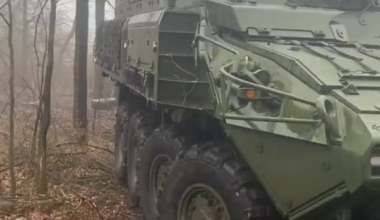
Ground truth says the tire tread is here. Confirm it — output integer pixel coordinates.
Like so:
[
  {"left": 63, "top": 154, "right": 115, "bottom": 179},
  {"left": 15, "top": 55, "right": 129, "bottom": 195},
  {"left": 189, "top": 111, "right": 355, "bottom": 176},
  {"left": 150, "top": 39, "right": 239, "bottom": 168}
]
[{"left": 157, "top": 141, "right": 279, "bottom": 220}]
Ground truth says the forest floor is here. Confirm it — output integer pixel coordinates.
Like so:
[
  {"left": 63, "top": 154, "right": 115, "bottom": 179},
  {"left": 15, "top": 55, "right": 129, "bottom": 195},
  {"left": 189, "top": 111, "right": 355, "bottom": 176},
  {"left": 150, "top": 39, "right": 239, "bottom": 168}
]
[{"left": 0, "top": 92, "right": 142, "bottom": 220}]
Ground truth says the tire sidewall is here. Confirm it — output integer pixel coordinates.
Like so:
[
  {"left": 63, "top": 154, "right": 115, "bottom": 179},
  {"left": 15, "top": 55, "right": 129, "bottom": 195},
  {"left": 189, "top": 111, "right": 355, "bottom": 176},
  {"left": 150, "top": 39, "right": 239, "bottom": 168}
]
[
  {"left": 114, "top": 104, "right": 127, "bottom": 180},
  {"left": 126, "top": 113, "right": 150, "bottom": 206},
  {"left": 158, "top": 160, "right": 250, "bottom": 220},
  {"left": 126, "top": 116, "right": 140, "bottom": 197},
  {"left": 139, "top": 129, "right": 183, "bottom": 220}
]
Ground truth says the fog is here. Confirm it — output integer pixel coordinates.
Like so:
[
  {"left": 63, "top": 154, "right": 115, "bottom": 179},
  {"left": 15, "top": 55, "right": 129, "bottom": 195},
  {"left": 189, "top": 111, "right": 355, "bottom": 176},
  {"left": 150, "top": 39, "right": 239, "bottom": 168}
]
[{"left": 0, "top": 0, "right": 115, "bottom": 111}]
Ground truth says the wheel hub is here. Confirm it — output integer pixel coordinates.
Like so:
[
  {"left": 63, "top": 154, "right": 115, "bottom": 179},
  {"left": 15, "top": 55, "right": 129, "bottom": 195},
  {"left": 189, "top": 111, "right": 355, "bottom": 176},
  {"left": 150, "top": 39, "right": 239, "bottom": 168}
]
[{"left": 178, "top": 184, "right": 230, "bottom": 220}]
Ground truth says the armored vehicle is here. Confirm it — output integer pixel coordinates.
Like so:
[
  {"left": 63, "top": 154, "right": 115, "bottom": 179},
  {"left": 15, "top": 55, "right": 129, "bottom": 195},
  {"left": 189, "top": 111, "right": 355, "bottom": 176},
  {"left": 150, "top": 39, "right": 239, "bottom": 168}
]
[{"left": 93, "top": 0, "right": 380, "bottom": 219}]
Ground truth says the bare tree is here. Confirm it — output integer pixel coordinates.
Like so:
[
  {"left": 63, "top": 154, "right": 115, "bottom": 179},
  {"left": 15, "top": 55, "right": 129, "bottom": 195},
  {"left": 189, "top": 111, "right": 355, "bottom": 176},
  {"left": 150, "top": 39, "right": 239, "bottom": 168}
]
[
  {"left": 21, "top": 0, "right": 28, "bottom": 77},
  {"left": 73, "top": 0, "right": 88, "bottom": 141},
  {"left": 0, "top": 0, "right": 17, "bottom": 195},
  {"left": 7, "top": 0, "right": 16, "bottom": 194},
  {"left": 57, "top": 16, "right": 75, "bottom": 63},
  {"left": 92, "top": 0, "right": 106, "bottom": 101},
  {"left": 30, "top": 0, "right": 48, "bottom": 166},
  {"left": 36, "top": 0, "right": 56, "bottom": 194}
]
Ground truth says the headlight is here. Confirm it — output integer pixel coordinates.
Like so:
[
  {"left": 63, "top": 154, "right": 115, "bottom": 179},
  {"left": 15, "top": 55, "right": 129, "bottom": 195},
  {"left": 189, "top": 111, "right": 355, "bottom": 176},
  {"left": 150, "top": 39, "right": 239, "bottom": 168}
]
[{"left": 371, "top": 156, "right": 380, "bottom": 166}]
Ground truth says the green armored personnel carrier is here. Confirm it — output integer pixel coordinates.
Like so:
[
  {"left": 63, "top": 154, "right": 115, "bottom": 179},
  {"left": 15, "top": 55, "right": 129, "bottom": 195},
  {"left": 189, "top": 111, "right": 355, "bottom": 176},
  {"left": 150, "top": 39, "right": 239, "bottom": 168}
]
[{"left": 93, "top": 0, "right": 380, "bottom": 219}]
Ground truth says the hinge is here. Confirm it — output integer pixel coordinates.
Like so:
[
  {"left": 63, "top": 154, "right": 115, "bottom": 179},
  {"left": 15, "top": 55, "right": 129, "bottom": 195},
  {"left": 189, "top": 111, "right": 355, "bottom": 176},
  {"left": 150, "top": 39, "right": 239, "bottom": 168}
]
[
  {"left": 341, "top": 81, "right": 359, "bottom": 95},
  {"left": 312, "top": 30, "right": 325, "bottom": 37},
  {"left": 257, "top": 27, "right": 270, "bottom": 35}
]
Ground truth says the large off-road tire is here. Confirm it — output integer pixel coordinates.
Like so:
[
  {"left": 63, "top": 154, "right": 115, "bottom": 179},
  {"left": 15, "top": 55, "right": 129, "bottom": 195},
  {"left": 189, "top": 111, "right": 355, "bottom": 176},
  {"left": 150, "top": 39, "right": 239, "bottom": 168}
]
[
  {"left": 157, "top": 142, "right": 279, "bottom": 220},
  {"left": 113, "top": 103, "right": 128, "bottom": 182},
  {"left": 366, "top": 201, "right": 380, "bottom": 220},
  {"left": 369, "top": 212, "right": 380, "bottom": 220},
  {"left": 137, "top": 126, "right": 189, "bottom": 220},
  {"left": 126, "top": 112, "right": 151, "bottom": 207}
]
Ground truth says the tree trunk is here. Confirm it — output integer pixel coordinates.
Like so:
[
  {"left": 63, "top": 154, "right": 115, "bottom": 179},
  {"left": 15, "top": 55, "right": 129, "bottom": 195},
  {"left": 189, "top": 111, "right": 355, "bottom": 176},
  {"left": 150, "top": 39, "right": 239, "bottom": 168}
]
[
  {"left": 73, "top": 0, "right": 89, "bottom": 138},
  {"left": 58, "top": 17, "right": 75, "bottom": 63},
  {"left": 7, "top": 0, "right": 16, "bottom": 195},
  {"left": 54, "top": 17, "right": 75, "bottom": 76},
  {"left": 21, "top": 0, "right": 28, "bottom": 78},
  {"left": 36, "top": 0, "right": 56, "bottom": 195},
  {"left": 92, "top": 0, "right": 106, "bottom": 101}
]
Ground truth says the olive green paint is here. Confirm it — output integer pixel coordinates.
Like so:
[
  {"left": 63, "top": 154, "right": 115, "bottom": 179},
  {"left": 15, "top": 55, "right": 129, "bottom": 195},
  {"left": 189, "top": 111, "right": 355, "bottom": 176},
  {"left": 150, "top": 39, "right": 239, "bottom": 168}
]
[{"left": 95, "top": 0, "right": 380, "bottom": 219}]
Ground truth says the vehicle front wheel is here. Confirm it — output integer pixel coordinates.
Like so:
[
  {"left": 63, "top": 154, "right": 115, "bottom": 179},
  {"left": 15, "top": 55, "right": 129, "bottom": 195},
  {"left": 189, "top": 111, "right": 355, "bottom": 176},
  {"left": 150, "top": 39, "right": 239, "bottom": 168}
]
[
  {"left": 157, "top": 142, "right": 279, "bottom": 220},
  {"left": 367, "top": 201, "right": 380, "bottom": 220},
  {"left": 126, "top": 112, "right": 150, "bottom": 206},
  {"left": 113, "top": 103, "right": 128, "bottom": 183},
  {"left": 138, "top": 126, "right": 188, "bottom": 220}
]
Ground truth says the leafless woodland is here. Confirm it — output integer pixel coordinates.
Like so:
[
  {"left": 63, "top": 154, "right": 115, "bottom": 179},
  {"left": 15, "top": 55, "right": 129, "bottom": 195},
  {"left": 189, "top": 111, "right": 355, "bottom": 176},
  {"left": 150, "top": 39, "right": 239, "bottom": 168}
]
[{"left": 0, "top": 0, "right": 141, "bottom": 219}]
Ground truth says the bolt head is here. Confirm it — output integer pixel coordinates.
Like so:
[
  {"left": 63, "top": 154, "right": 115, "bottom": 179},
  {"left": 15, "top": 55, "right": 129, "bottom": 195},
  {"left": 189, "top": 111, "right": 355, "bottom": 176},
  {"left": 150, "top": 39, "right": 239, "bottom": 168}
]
[{"left": 336, "top": 29, "right": 345, "bottom": 38}]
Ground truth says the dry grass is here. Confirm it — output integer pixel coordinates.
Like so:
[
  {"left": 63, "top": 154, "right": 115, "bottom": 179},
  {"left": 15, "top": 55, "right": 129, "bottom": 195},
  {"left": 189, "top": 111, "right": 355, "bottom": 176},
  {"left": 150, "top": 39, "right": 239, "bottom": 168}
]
[{"left": 0, "top": 92, "right": 142, "bottom": 220}]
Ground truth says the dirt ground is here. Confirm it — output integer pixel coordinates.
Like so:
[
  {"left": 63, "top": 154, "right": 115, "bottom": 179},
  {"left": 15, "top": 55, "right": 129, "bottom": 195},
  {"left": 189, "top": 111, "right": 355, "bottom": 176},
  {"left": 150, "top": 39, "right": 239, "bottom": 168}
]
[{"left": 0, "top": 91, "right": 142, "bottom": 220}]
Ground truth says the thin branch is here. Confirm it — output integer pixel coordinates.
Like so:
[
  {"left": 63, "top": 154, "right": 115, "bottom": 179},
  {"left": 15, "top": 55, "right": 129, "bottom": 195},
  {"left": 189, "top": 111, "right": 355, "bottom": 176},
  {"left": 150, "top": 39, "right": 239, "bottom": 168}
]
[
  {"left": 0, "top": 0, "right": 9, "bottom": 11},
  {"left": 55, "top": 142, "right": 114, "bottom": 154},
  {"left": 0, "top": 11, "right": 9, "bottom": 26},
  {"left": 72, "top": 189, "right": 104, "bottom": 220},
  {"left": 0, "top": 0, "right": 14, "bottom": 26},
  {"left": 0, "top": 161, "right": 24, "bottom": 174},
  {"left": 0, "top": 129, "right": 9, "bottom": 136},
  {"left": 106, "top": 0, "right": 114, "bottom": 9},
  {"left": 33, "top": 0, "right": 49, "bottom": 93},
  {"left": 57, "top": 173, "right": 104, "bottom": 220},
  {"left": 57, "top": 16, "right": 75, "bottom": 62}
]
